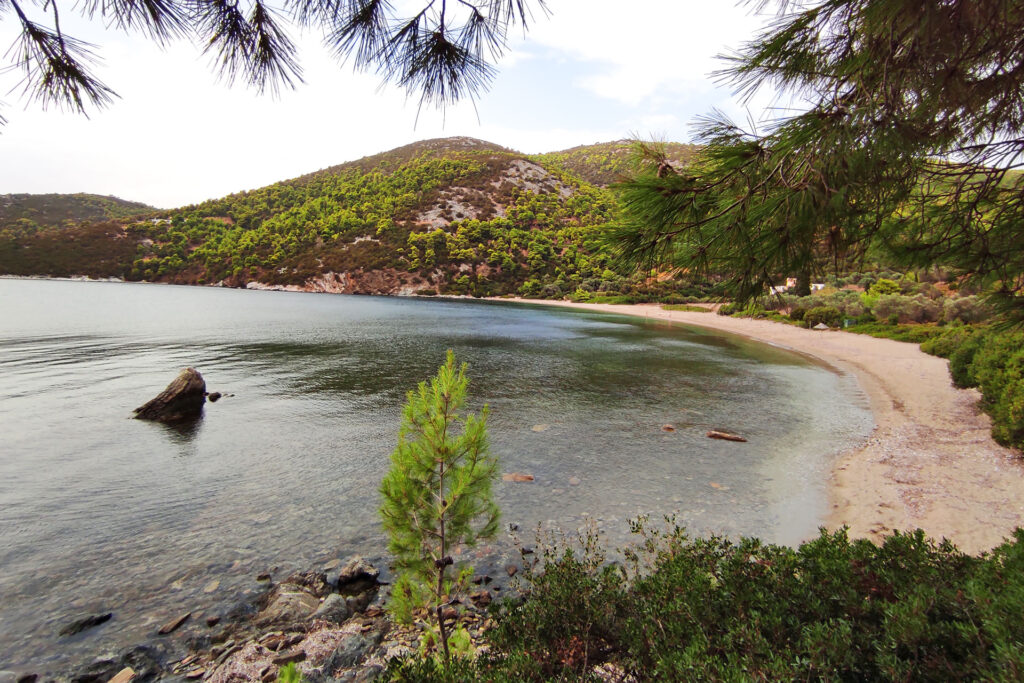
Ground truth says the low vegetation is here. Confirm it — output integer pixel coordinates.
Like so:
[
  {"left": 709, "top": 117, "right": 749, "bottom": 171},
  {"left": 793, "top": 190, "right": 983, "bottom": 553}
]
[{"left": 382, "top": 521, "right": 1024, "bottom": 681}]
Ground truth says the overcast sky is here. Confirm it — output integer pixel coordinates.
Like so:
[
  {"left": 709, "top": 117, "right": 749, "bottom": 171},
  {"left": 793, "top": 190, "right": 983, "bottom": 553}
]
[{"left": 0, "top": 1, "right": 780, "bottom": 208}]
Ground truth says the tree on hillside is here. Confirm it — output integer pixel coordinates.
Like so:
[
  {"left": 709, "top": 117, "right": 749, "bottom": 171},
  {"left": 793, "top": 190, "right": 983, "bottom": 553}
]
[
  {"left": 614, "top": 0, "right": 1024, "bottom": 319},
  {"left": 1, "top": 0, "right": 546, "bottom": 124}
]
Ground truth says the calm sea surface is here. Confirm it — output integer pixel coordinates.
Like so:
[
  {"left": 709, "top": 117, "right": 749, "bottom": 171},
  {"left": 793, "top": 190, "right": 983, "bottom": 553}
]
[{"left": 0, "top": 279, "right": 872, "bottom": 673}]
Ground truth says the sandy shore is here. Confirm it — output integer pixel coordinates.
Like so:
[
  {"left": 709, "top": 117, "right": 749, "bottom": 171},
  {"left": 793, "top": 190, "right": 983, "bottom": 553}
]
[{"left": 514, "top": 298, "right": 1024, "bottom": 554}]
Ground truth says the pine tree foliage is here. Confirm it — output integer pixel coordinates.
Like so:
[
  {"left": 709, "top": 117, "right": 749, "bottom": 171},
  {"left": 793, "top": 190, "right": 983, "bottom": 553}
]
[
  {"left": 614, "top": 0, "right": 1024, "bottom": 319},
  {"left": 0, "top": 0, "right": 546, "bottom": 124},
  {"left": 379, "top": 349, "right": 499, "bottom": 661}
]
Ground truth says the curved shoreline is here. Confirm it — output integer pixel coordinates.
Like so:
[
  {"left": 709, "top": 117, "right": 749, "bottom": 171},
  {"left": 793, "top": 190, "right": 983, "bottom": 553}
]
[{"left": 511, "top": 298, "right": 1024, "bottom": 555}]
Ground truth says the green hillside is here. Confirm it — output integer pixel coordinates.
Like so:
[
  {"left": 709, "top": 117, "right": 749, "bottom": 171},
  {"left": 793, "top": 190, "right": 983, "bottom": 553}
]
[
  {"left": 535, "top": 140, "right": 699, "bottom": 187},
  {"left": 0, "top": 138, "right": 705, "bottom": 299},
  {"left": 0, "top": 193, "right": 155, "bottom": 233}
]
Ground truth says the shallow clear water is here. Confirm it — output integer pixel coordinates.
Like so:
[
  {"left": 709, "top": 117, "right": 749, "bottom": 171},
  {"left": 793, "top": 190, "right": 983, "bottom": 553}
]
[{"left": 0, "top": 279, "right": 872, "bottom": 673}]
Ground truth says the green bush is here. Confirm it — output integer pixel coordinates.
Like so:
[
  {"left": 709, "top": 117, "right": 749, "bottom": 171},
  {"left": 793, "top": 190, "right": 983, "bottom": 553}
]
[
  {"left": 804, "top": 305, "right": 842, "bottom": 328},
  {"left": 871, "top": 294, "right": 942, "bottom": 324},
  {"left": 948, "top": 330, "right": 991, "bottom": 388},
  {"left": 789, "top": 307, "right": 806, "bottom": 322},
  {"left": 409, "top": 524, "right": 1024, "bottom": 681},
  {"left": 920, "top": 324, "right": 977, "bottom": 359},
  {"left": 943, "top": 295, "right": 990, "bottom": 324}
]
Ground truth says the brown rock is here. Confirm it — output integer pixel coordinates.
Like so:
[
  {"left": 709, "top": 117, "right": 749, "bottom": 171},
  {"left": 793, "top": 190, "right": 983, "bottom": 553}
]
[
  {"left": 257, "top": 588, "right": 319, "bottom": 626},
  {"left": 505, "top": 564, "right": 518, "bottom": 577},
  {"left": 257, "top": 572, "right": 272, "bottom": 582},
  {"left": 205, "top": 616, "right": 220, "bottom": 627},
  {"left": 157, "top": 612, "right": 190, "bottom": 635},
  {"left": 272, "top": 649, "right": 306, "bottom": 666},
  {"left": 203, "top": 579, "right": 220, "bottom": 593},
  {"left": 133, "top": 368, "right": 206, "bottom": 422},
  {"left": 108, "top": 668, "right": 136, "bottom": 683},
  {"left": 184, "top": 669, "right": 206, "bottom": 680},
  {"left": 662, "top": 424, "right": 676, "bottom": 432},
  {"left": 502, "top": 472, "right": 534, "bottom": 482},
  {"left": 470, "top": 590, "right": 492, "bottom": 607},
  {"left": 568, "top": 476, "right": 581, "bottom": 486}
]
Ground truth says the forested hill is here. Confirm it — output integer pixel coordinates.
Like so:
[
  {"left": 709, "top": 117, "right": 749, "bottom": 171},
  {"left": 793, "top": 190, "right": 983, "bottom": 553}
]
[
  {"left": 0, "top": 193, "right": 155, "bottom": 231},
  {"left": 0, "top": 138, "right": 690, "bottom": 297},
  {"left": 536, "top": 141, "right": 699, "bottom": 187}
]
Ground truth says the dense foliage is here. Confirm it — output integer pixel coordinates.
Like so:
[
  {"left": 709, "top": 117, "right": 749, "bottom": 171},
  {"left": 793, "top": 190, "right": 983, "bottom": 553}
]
[
  {"left": 614, "top": 0, "right": 1024, "bottom": 321},
  {"left": 383, "top": 523, "right": 1024, "bottom": 681},
  {"left": 920, "top": 326, "right": 1024, "bottom": 450}
]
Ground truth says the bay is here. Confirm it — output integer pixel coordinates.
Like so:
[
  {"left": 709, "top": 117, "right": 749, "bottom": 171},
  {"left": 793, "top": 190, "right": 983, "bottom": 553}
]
[{"left": 0, "top": 279, "right": 872, "bottom": 672}]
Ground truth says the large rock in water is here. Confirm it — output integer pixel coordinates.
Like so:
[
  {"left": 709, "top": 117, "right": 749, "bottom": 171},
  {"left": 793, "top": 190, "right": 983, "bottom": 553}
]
[{"left": 133, "top": 368, "right": 206, "bottom": 422}]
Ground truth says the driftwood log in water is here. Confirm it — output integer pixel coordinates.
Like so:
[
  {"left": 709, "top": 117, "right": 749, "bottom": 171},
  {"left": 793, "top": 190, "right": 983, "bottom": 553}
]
[
  {"left": 133, "top": 368, "right": 206, "bottom": 422},
  {"left": 706, "top": 430, "right": 747, "bottom": 443}
]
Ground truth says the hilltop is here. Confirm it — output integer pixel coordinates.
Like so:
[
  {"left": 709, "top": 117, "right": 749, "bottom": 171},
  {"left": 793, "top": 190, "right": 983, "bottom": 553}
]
[
  {"left": 0, "top": 138, "right": 699, "bottom": 298},
  {"left": 0, "top": 193, "right": 154, "bottom": 231}
]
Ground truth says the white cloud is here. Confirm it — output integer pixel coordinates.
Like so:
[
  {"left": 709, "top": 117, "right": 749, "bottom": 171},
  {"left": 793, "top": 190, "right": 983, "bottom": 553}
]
[
  {"left": 526, "top": 0, "right": 769, "bottom": 106},
  {"left": 0, "top": 2, "right": 781, "bottom": 206}
]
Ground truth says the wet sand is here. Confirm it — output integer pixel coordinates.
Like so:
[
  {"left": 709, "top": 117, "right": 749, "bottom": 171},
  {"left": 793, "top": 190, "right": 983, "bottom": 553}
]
[{"left": 518, "top": 298, "right": 1024, "bottom": 555}]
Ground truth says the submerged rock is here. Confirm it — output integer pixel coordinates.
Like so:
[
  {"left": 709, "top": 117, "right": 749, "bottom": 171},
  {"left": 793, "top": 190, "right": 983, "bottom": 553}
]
[
  {"left": 157, "top": 612, "right": 190, "bottom": 635},
  {"left": 133, "top": 369, "right": 206, "bottom": 422},
  {"left": 59, "top": 613, "right": 112, "bottom": 637}
]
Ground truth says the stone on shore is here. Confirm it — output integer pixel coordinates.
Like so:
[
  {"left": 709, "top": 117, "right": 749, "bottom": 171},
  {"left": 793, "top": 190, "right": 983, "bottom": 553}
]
[
  {"left": 502, "top": 472, "right": 534, "bottom": 482},
  {"left": 133, "top": 368, "right": 206, "bottom": 422},
  {"left": 312, "top": 594, "right": 352, "bottom": 624},
  {"left": 107, "top": 667, "right": 136, "bottom": 683}
]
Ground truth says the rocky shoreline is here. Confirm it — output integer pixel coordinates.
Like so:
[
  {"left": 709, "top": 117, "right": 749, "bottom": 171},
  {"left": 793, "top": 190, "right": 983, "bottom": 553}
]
[{"left": 23, "top": 554, "right": 513, "bottom": 683}]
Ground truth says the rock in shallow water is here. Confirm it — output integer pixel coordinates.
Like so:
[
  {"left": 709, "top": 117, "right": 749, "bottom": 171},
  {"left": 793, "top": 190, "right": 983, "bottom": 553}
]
[
  {"left": 133, "top": 368, "right": 206, "bottom": 422},
  {"left": 59, "top": 612, "right": 112, "bottom": 637}
]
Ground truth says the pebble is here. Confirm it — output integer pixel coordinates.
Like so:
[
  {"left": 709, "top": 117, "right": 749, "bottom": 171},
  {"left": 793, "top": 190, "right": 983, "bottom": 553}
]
[
  {"left": 203, "top": 580, "right": 220, "bottom": 593},
  {"left": 568, "top": 476, "right": 581, "bottom": 486}
]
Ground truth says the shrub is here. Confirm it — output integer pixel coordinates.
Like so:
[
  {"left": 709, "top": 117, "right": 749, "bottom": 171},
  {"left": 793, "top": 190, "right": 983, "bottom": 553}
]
[
  {"left": 871, "top": 294, "right": 942, "bottom": 324},
  {"left": 920, "top": 324, "right": 977, "bottom": 359},
  {"left": 869, "top": 277, "right": 901, "bottom": 296},
  {"left": 943, "top": 295, "right": 990, "bottom": 324},
  {"left": 948, "top": 330, "right": 991, "bottom": 388},
  {"left": 789, "top": 307, "right": 806, "bottom": 322},
  {"left": 420, "top": 523, "right": 1024, "bottom": 681},
  {"left": 804, "top": 306, "right": 842, "bottom": 328}
]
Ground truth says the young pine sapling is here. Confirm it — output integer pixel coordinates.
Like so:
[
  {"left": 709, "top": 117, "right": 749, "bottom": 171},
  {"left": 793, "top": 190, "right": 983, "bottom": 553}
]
[{"left": 379, "top": 350, "right": 499, "bottom": 661}]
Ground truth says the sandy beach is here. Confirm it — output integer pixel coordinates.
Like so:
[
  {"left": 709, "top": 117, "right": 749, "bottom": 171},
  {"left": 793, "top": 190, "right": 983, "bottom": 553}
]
[{"left": 518, "top": 298, "right": 1024, "bottom": 555}]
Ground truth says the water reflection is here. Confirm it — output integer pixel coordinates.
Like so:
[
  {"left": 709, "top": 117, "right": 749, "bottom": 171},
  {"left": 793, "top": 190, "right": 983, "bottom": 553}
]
[{"left": 157, "top": 413, "right": 205, "bottom": 444}]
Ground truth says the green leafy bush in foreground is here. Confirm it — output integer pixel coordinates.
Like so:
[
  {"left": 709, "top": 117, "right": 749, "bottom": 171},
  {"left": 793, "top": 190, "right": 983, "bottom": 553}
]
[{"left": 385, "top": 524, "right": 1024, "bottom": 681}]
